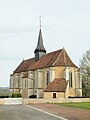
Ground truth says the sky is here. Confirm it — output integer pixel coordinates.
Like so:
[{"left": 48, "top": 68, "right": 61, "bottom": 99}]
[{"left": 0, "top": 0, "right": 90, "bottom": 87}]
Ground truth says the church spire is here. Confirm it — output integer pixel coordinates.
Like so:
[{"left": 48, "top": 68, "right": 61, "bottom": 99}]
[
  {"left": 34, "top": 17, "right": 46, "bottom": 61},
  {"left": 34, "top": 29, "right": 46, "bottom": 53},
  {"left": 40, "top": 16, "right": 41, "bottom": 29}
]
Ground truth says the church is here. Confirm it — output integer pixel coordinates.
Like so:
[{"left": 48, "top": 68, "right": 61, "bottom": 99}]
[{"left": 9, "top": 27, "right": 82, "bottom": 98}]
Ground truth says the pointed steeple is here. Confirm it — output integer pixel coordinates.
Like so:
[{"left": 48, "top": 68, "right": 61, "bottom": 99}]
[
  {"left": 34, "top": 29, "right": 46, "bottom": 61},
  {"left": 34, "top": 29, "right": 46, "bottom": 53},
  {"left": 34, "top": 17, "right": 46, "bottom": 61}
]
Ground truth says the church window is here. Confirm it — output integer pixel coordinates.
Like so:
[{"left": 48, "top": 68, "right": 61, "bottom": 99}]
[
  {"left": 46, "top": 70, "right": 50, "bottom": 85},
  {"left": 69, "top": 71, "right": 73, "bottom": 88}
]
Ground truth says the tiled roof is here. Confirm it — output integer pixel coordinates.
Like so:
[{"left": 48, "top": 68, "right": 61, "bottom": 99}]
[
  {"left": 44, "top": 78, "right": 68, "bottom": 92},
  {"left": 28, "top": 49, "right": 61, "bottom": 70},
  {"left": 13, "top": 58, "right": 35, "bottom": 73},
  {"left": 29, "top": 48, "right": 77, "bottom": 70},
  {"left": 14, "top": 48, "right": 77, "bottom": 73}
]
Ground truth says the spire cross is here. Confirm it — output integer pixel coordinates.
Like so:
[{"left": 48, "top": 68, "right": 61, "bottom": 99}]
[{"left": 39, "top": 16, "right": 41, "bottom": 29}]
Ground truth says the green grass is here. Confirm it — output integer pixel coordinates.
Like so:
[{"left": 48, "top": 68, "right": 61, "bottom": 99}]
[{"left": 55, "top": 102, "right": 90, "bottom": 110}]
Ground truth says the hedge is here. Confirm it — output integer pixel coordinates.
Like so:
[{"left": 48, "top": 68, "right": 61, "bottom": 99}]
[{"left": 12, "top": 93, "right": 22, "bottom": 98}]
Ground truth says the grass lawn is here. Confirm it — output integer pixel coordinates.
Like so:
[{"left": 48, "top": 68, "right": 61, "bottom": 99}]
[{"left": 55, "top": 102, "right": 90, "bottom": 110}]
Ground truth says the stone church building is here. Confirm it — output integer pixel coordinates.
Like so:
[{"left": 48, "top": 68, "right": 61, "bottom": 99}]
[{"left": 9, "top": 28, "right": 82, "bottom": 98}]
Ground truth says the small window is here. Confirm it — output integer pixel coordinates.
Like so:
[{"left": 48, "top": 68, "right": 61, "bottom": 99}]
[{"left": 53, "top": 93, "right": 56, "bottom": 98}]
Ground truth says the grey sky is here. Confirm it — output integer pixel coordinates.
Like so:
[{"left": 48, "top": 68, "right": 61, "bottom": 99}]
[{"left": 0, "top": 0, "right": 90, "bottom": 87}]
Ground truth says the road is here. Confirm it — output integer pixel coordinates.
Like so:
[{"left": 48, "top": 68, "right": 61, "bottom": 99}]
[{"left": 0, "top": 105, "right": 64, "bottom": 120}]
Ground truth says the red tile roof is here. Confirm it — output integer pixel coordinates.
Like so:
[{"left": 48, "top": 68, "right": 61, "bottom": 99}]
[
  {"left": 44, "top": 78, "right": 68, "bottom": 92},
  {"left": 29, "top": 48, "right": 77, "bottom": 70},
  {"left": 14, "top": 48, "right": 77, "bottom": 73},
  {"left": 13, "top": 58, "right": 35, "bottom": 73}
]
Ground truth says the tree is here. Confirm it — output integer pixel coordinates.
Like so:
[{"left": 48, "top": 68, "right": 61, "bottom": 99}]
[{"left": 80, "top": 49, "right": 90, "bottom": 97}]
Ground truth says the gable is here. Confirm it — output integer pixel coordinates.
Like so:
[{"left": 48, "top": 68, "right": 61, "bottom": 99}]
[{"left": 53, "top": 48, "right": 77, "bottom": 67}]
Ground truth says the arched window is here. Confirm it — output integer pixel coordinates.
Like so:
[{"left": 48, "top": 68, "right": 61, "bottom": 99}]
[
  {"left": 46, "top": 70, "right": 50, "bottom": 85},
  {"left": 69, "top": 71, "right": 73, "bottom": 88}
]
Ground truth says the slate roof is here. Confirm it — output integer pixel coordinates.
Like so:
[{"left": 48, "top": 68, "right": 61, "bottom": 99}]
[
  {"left": 14, "top": 48, "right": 77, "bottom": 73},
  {"left": 44, "top": 78, "right": 68, "bottom": 92},
  {"left": 34, "top": 29, "right": 46, "bottom": 53}
]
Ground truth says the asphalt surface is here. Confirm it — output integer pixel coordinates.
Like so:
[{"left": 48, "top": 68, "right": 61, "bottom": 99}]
[{"left": 0, "top": 105, "right": 63, "bottom": 120}]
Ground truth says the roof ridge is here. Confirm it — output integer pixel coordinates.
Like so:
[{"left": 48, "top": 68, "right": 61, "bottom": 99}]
[
  {"left": 23, "top": 57, "right": 35, "bottom": 61},
  {"left": 47, "top": 49, "right": 62, "bottom": 54},
  {"left": 52, "top": 48, "right": 63, "bottom": 66}
]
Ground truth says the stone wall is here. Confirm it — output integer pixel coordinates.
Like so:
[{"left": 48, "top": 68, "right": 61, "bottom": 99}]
[
  {"left": 23, "top": 98, "right": 90, "bottom": 104},
  {"left": 0, "top": 98, "right": 22, "bottom": 105},
  {"left": 44, "top": 92, "right": 65, "bottom": 99},
  {"left": 1, "top": 98, "right": 90, "bottom": 105}
]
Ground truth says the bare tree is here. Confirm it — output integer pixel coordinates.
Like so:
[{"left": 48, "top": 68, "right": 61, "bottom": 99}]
[{"left": 80, "top": 49, "right": 90, "bottom": 97}]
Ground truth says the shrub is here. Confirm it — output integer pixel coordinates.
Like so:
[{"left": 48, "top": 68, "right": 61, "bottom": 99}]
[
  {"left": 0, "top": 96, "right": 9, "bottom": 98},
  {"left": 29, "top": 95, "right": 37, "bottom": 98},
  {"left": 12, "top": 93, "right": 22, "bottom": 98},
  {"left": 68, "top": 96, "right": 90, "bottom": 98}
]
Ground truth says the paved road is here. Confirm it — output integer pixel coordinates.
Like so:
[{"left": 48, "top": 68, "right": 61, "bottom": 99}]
[{"left": 0, "top": 105, "right": 64, "bottom": 120}]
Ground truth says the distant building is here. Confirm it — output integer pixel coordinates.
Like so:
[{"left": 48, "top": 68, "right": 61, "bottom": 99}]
[{"left": 9, "top": 28, "right": 82, "bottom": 98}]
